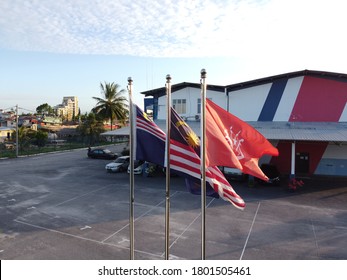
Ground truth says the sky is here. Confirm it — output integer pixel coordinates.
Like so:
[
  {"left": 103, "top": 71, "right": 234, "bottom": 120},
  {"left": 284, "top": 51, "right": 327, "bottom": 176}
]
[{"left": 1, "top": 0, "right": 347, "bottom": 114}]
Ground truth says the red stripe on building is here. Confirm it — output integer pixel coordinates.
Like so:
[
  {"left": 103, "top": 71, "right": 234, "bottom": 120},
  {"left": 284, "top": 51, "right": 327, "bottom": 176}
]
[
  {"left": 290, "top": 76, "right": 347, "bottom": 122},
  {"left": 282, "top": 76, "right": 347, "bottom": 174}
]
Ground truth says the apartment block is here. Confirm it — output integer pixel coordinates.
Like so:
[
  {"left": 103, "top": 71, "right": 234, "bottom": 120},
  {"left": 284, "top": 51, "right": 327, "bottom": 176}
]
[{"left": 55, "top": 96, "right": 79, "bottom": 121}]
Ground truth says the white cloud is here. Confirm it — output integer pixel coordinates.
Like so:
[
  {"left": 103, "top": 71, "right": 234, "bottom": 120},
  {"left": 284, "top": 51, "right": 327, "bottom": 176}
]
[{"left": 0, "top": 0, "right": 346, "bottom": 59}]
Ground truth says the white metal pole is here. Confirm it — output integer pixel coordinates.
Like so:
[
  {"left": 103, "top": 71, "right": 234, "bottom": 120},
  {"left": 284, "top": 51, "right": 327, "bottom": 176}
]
[
  {"left": 200, "top": 69, "right": 207, "bottom": 260},
  {"left": 127, "top": 77, "right": 135, "bottom": 260},
  {"left": 165, "top": 74, "right": 172, "bottom": 260}
]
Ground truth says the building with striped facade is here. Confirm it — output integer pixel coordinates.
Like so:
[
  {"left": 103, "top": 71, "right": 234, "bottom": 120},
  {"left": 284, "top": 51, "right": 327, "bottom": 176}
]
[{"left": 142, "top": 70, "right": 347, "bottom": 177}]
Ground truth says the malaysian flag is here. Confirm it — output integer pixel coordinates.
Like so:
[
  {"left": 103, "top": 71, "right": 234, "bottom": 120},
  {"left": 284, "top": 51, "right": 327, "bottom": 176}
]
[
  {"left": 170, "top": 108, "right": 245, "bottom": 209},
  {"left": 169, "top": 130, "right": 219, "bottom": 198}
]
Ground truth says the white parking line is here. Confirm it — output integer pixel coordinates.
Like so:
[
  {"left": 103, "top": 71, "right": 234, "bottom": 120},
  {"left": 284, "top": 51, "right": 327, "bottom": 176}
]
[
  {"left": 240, "top": 202, "right": 261, "bottom": 260},
  {"left": 101, "top": 191, "right": 180, "bottom": 243},
  {"left": 310, "top": 217, "right": 319, "bottom": 258},
  {"left": 12, "top": 190, "right": 219, "bottom": 260},
  {"left": 14, "top": 218, "right": 121, "bottom": 246},
  {"left": 161, "top": 198, "right": 216, "bottom": 258},
  {"left": 13, "top": 219, "right": 162, "bottom": 259},
  {"left": 54, "top": 185, "right": 111, "bottom": 207}
]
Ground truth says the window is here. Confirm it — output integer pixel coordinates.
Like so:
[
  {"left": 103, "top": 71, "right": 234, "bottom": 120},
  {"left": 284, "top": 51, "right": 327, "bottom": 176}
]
[
  {"left": 173, "top": 99, "right": 186, "bottom": 114},
  {"left": 197, "top": 98, "right": 212, "bottom": 114}
]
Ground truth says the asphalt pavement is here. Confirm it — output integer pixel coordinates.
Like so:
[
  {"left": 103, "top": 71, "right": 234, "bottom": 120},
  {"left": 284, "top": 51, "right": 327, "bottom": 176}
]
[{"left": 0, "top": 145, "right": 346, "bottom": 260}]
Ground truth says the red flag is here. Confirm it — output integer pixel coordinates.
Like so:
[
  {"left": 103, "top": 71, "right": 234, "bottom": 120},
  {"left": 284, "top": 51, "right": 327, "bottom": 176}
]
[{"left": 206, "top": 99, "right": 279, "bottom": 181}]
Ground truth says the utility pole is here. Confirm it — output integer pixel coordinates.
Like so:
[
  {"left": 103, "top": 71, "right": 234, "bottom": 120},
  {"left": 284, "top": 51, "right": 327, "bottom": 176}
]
[{"left": 15, "top": 104, "right": 19, "bottom": 157}]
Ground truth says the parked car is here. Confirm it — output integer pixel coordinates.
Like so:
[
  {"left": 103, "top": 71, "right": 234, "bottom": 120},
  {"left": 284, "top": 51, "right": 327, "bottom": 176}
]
[
  {"left": 88, "top": 148, "right": 118, "bottom": 160},
  {"left": 220, "top": 166, "right": 248, "bottom": 181},
  {"left": 256, "top": 164, "right": 281, "bottom": 186},
  {"left": 127, "top": 160, "right": 145, "bottom": 175},
  {"left": 105, "top": 156, "right": 130, "bottom": 172}
]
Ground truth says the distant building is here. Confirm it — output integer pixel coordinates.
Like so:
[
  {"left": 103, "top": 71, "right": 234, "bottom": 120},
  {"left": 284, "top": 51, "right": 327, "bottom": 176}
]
[
  {"left": 55, "top": 96, "right": 79, "bottom": 121},
  {"left": 0, "top": 127, "right": 15, "bottom": 143},
  {"left": 0, "top": 110, "right": 16, "bottom": 128},
  {"left": 18, "top": 116, "right": 38, "bottom": 131},
  {"left": 41, "top": 116, "right": 62, "bottom": 126}
]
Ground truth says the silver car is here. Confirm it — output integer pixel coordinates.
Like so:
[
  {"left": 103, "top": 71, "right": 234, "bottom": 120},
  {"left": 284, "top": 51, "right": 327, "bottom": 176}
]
[{"left": 105, "top": 156, "right": 130, "bottom": 172}]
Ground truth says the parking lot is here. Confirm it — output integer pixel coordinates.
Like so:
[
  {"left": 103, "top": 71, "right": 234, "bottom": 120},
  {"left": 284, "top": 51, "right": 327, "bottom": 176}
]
[{"left": 0, "top": 145, "right": 347, "bottom": 260}]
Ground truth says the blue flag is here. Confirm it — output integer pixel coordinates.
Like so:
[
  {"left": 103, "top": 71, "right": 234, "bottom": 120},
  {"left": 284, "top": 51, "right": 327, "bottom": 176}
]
[{"left": 135, "top": 105, "right": 165, "bottom": 167}]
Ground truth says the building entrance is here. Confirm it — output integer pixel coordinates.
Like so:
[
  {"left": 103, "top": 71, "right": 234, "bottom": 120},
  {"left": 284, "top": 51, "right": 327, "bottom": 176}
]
[{"left": 296, "top": 152, "right": 309, "bottom": 174}]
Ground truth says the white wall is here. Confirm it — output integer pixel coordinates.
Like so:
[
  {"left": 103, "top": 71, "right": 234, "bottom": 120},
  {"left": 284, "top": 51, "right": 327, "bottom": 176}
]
[
  {"left": 339, "top": 102, "right": 347, "bottom": 122},
  {"left": 273, "top": 76, "right": 304, "bottom": 121},
  {"left": 322, "top": 143, "right": 347, "bottom": 159},
  {"left": 226, "top": 76, "right": 304, "bottom": 122},
  {"left": 228, "top": 84, "right": 271, "bottom": 121},
  {"left": 157, "top": 87, "right": 226, "bottom": 120}
]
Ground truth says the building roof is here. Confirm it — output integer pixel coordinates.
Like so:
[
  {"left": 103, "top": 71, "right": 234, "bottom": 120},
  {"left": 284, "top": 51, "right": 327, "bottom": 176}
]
[
  {"left": 140, "top": 69, "right": 347, "bottom": 97},
  {"left": 226, "top": 69, "right": 347, "bottom": 92},
  {"left": 0, "top": 127, "right": 15, "bottom": 131},
  {"left": 102, "top": 121, "right": 347, "bottom": 143},
  {"left": 101, "top": 126, "right": 130, "bottom": 136},
  {"left": 140, "top": 82, "right": 225, "bottom": 98},
  {"left": 249, "top": 121, "right": 347, "bottom": 142}
]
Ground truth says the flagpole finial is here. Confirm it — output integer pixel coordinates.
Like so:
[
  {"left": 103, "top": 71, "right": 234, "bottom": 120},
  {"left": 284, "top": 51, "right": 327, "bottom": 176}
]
[
  {"left": 166, "top": 74, "right": 171, "bottom": 82},
  {"left": 127, "top": 77, "right": 133, "bottom": 84},
  {"left": 200, "top": 69, "right": 207, "bottom": 79}
]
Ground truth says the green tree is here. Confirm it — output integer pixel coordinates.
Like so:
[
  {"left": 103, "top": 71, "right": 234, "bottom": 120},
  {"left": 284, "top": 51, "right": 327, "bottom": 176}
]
[
  {"left": 77, "top": 112, "right": 105, "bottom": 145},
  {"left": 15, "top": 128, "right": 48, "bottom": 151},
  {"left": 36, "top": 103, "right": 54, "bottom": 115},
  {"left": 33, "top": 130, "right": 48, "bottom": 147},
  {"left": 92, "top": 82, "right": 128, "bottom": 130},
  {"left": 80, "top": 112, "right": 88, "bottom": 122},
  {"left": 17, "top": 126, "right": 31, "bottom": 152}
]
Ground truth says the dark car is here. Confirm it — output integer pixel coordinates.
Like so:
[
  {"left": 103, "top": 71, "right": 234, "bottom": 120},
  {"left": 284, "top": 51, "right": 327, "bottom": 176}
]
[
  {"left": 256, "top": 164, "right": 280, "bottom": 186},
  {"left": 87, "top": 148, "right": 118, "bottom": 160},
  {"left": 220, "top": 166, "right": 248, "bottom": 181}
]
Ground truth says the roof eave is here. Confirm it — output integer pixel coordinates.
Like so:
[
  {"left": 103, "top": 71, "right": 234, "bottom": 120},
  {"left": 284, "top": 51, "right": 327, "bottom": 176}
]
[
  {"left": 226, "top": 69, "right": 347, "bottom": 91},
  {"left": 141, "top": 82, "right": 225, "bottom": 98}
]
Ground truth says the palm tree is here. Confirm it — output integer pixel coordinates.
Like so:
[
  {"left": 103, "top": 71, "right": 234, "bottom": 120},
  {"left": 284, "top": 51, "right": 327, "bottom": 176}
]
[
  {"left": 92, "top": 82, "right": 128, "bottom": 131},
  {"left": 17, "top": 126, "right": 31, "bottom": 152}
]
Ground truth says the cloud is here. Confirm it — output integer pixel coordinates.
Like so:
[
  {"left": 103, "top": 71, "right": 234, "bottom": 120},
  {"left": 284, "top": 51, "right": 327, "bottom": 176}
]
[{"left": 0, "top": 0, "right": 346, "bottom": 58}]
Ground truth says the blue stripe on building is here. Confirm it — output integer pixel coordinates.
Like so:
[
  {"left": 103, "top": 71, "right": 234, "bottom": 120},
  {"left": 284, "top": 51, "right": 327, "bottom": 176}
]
[{"left": 258, "top": 78, "right": 288, "bottom": 121}]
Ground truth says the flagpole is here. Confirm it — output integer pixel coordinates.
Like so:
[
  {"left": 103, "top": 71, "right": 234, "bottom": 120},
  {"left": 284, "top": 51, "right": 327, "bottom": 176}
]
[
  {"left": 127, "top": 77, "right": 135, "bottom": 260},
  {"left": 200, "top": 69, "right": 207, "bottom": 260},
  {"left": 165, "top": 74, "right": 172, "bottom": 260}
]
